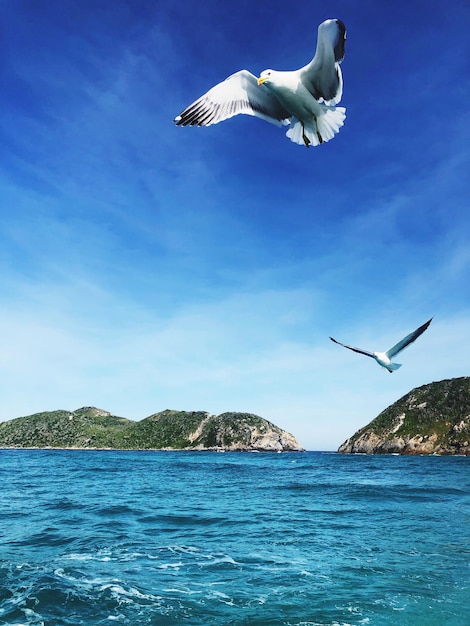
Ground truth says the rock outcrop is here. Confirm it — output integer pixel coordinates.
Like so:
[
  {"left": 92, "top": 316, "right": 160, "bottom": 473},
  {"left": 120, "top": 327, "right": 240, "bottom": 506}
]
[
  {"left": 187, "top": 411, "right": 302, "bottom": 452},
  {"left": 0, "top": 407, "right": 304, "bottom": 452},
  {"left": 338, "top": 377, "right": 470, "bottom": 455}
]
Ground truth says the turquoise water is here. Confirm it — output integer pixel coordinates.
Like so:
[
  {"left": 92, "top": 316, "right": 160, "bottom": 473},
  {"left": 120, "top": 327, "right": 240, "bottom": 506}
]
[{"left": 1, "top": 450, "right": 469, "bottom": 625}]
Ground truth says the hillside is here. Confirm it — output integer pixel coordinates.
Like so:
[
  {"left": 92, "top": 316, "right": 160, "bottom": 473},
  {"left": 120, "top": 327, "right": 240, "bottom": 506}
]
[
  {"left": 338, "top": 377, "right": 470, "bottom": 455},
  {"left": 0, "top": 407, "right": 304, "bottom": 452},
  {"left": 0, "top": 407, "right": 132, "bottom": 449}
]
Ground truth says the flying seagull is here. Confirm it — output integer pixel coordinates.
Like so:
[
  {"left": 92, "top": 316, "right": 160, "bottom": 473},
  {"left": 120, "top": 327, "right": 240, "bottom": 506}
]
[
  {"left": 329, "top": 318, "right": 433, "bottom": 373},
  {"left": 174, "top": 18, "right": 346, "bottom": 147}
]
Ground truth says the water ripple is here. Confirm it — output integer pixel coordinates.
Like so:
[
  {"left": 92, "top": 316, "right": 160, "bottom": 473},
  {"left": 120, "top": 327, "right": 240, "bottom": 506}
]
[{"left": 1, "top": 450, "right": 469, "bottom": 625}]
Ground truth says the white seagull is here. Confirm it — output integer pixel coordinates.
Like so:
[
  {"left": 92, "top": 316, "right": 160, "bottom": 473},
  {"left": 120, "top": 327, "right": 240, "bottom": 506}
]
[
  {"left": 174, "top": 18, "right": 346, "bottom": 147},
  {"left": 330, "top": 318, "right": 433, "bottom": 373}
]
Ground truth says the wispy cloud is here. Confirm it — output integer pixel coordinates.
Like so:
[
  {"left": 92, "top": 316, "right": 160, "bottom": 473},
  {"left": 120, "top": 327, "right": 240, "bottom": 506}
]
[{"left": 0, "top": 1, "right": 468, "bottom": 449}]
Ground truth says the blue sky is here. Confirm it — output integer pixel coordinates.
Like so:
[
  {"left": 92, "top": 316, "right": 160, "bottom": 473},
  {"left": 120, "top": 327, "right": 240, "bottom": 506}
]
[{"left": 1, "top": 0, "right": 469, "bottom": 450}]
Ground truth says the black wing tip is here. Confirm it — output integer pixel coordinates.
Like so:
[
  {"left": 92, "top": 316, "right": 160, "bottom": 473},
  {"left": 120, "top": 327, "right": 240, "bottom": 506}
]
[
  {"left": 420, "top": 317, "right": 433, "bottom": 331},
  {"left": 173, "top": 110, "right": 205, "bottom": 127},
  {"left": 417, "top": 317, "right": 433, "bottom": 331}
]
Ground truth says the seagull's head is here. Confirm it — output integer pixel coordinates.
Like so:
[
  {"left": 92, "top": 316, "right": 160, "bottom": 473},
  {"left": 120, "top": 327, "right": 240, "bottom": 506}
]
[{"left": 257, "top": 70, "right": 273, "bottom": 86}]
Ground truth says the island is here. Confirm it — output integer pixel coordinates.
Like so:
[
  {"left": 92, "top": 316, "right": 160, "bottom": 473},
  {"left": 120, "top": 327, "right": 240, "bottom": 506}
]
[
  {"left": 338, "top": 376, "right": 470, "bottom": 455},
  {"left": 0, "top": 407, "right": 304, "bottom": 452}
]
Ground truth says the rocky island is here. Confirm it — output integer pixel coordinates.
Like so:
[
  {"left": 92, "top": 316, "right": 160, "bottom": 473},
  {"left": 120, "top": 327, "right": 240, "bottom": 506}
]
[
  {"left": 338, "top": 377, "right": 470, "bottom": 455},
  {"left": 0, "top": 407, "right": 304, "bottom": 452}
]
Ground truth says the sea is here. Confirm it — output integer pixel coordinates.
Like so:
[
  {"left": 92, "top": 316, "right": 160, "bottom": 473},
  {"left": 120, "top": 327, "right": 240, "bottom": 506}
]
[{"left": 1, "top": 450, "right": 469, "bottom": 626}]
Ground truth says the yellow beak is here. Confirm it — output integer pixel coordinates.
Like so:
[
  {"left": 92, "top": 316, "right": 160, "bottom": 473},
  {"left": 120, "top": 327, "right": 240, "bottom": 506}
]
[{"left": 257, "top": 76, "right": 268, "bottom": 86}]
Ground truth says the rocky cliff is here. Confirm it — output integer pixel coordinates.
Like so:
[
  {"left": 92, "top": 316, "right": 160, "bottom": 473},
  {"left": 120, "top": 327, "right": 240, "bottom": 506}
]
[
  {"left": 0, "top": 407, "right": 304, "bottom": 452},
  {"left": 338, "top": 377, "right": 470, "bottom": 455}
]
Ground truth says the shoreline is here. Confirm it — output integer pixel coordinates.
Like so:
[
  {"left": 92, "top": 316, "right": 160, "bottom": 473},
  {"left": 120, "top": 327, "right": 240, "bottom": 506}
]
[{"left": 0, "top": 445, "right": 305, "bottom": 453}]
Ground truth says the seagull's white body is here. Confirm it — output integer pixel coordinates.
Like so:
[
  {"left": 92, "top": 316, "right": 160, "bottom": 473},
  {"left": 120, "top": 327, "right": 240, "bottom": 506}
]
[
  {"left": 330, "top": 318, "right": 433, "bottom": 373},
  {"left": 371, "top": 351, "right": 402, "bottom": 372},
  {"left": 174, "top": 19, "right": 346, "bottom": 147}
]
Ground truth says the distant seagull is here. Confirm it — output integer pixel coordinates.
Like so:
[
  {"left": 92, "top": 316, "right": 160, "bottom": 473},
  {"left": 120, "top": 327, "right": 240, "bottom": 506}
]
[
  {"left": 174, "top": 19, "right": 346, "bottom": 147},
  {"left": 330, "top": 318, "right": 433, "bottom": 373}
]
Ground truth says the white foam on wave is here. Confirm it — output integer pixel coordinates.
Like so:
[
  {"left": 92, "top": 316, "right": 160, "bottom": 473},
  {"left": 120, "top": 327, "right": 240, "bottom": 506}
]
[
  {"left": 62, "top": 550, "right": 114, "bottom": 562},
  {"left": 62, "top": 548, "right": 151, "bottom": 565},
  {"left": 17, "top": 607, "right": 45, "bottom": 626},
  {"left": 197, "top": 554, "right": 241, "bottom": 567},
  {"left": 208, "top": 589, "right": 235, "bottom": 606},
  {"left": 0, "top": 580, "right": 45, "bottom": 624},
  {"left": 99, "top": 583, "right": 163, "bottom": 604},
  {"left": 157, "top": 561, "right": 184, "bottom": 570},
  {"left": 54, "top": 567, "right": 120, "bottom": 589},
  {"left": 292, "top": 622, "right": 362, "bottom": 626},
  {"left": 163, "top": 587, "right": 195, "bottom": 595},
  {"left": 6, "top": 622, "right": 45, "bottom": 626}
]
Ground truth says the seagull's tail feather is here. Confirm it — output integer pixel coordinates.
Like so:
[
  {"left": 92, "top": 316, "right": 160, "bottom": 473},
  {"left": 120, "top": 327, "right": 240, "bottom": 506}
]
[
  {"left": 388, "top": 362, "right": 402, "bottom": 372},
  {"left": 286, "top": 120, "right": 327, "bottom": 146},
  {"left": 317, "top": 105, "right": 346, "bottom": 142},
  {"left": 285, "top": 106, "right": 346, "bottom": 146},
  {"left": 286, "top": 120, "right": 313, "bottom": 145}
]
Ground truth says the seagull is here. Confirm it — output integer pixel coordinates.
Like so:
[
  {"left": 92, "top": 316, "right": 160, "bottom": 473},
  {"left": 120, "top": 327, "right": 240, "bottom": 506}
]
[
  {"left": 174, "top": 18, "right": 346, "bottom": 147},
  {"left": 329, "top": 318, "right": 433, "bottom": 373}
]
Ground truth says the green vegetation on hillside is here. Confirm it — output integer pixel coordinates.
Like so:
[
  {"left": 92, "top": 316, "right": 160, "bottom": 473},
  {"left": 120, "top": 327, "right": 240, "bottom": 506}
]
[
  {"left": 369, "top": 377, "right": 469, "bottom": 440},
  {"left": 192, "top": 412, "right": 271, "bottom": 449},
  {"left": 0, "top": 407, "right": 132, "bottom": 448},
  {"left": 339, "top": 377, "right": 470, "bottom": 454},
  {"left": 117, "top": 410, "right": 210, "bottom": 449},
  {"left": 0, "top": 407, "right": 303, "bottom": 451}
]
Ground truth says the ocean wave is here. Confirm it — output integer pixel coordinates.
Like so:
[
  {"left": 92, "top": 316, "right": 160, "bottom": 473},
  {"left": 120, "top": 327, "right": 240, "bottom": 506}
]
[{"left": 1, "top": 451, "right": 469, "bottom": 625}]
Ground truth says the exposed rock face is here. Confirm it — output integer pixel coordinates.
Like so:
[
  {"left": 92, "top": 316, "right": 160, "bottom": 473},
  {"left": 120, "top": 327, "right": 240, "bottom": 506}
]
[
  {"left": 187, "top": 412, "right": 303, "bottom": 452},
  {"left": 338, "top": 377, "right": 470, "bottom": 455},
  {"left": 0, "top": 407, "right": 304, "bottom": 452}
]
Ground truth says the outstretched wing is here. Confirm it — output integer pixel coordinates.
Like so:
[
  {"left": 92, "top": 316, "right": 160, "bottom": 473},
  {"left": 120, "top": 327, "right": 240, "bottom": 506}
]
[
  {"left": 174, "top": 70, "right": 291, "bottom": 127},
  {"left": 300, "top": 19, "right": 346, "bottom": 105},
  {"left": 329, "top": 336, "right": 374, "bottom": 358},
  {"left": 386, "top": 318, "right": 433, "bottom": 359}
]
